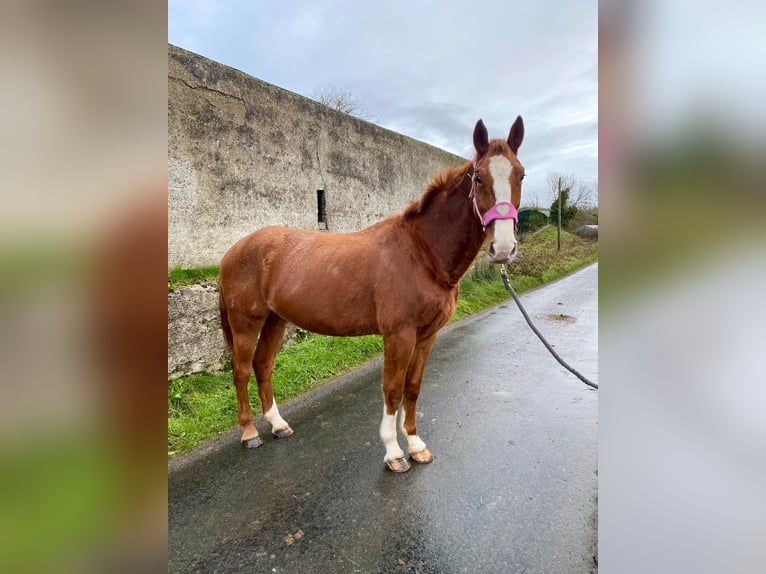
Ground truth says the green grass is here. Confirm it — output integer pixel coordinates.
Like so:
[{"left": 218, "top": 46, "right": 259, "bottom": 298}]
[
  {"left": 168, "top": 265, "right": 220, "bottom": 291},
  {"left": 512, "top": 224, "right": 599, "bottom": 285},
  {"left": 455, "top": 225, "right": 598, "bottom": 319},
  {"left": 168, "top": 225, "right": 597, "bottom": 455},
  {"left": 453, "top": 268, "right": 510, "bottom": 320}
]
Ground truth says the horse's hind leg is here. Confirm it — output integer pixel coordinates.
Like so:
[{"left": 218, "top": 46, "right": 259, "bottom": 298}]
[
  {"left": 230, "top": 319, "right": 264, "bottom": 448},
  {"left": 253, "top": 312, "right": 293, "bottom": 438},
  {"left": 400, "top": 334, "right": 437, "bottom": 464}
]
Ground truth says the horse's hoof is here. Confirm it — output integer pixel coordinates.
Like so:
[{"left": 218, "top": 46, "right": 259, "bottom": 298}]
[
  {"left": 385, "top": 457, "right": 411, "bottom": 473},
  {"left": 272, "top": 426, "right": 294, "bottom": 439},
  {"left": 410, "top": 449, "right": 433, "bottom": 464},
  {"left": 241, "top": 436, "right": 264, "bottom": 449}
]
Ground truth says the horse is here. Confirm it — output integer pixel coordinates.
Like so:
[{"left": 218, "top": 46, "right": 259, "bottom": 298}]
[{"left": 218, "top": 117, "right": 525, "bottom": 472}]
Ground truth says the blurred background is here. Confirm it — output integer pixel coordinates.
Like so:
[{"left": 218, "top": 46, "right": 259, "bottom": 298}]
[
  {"left": 0, "top": 1, "right": 167, "bottom": 572},
  {"left": 0, "top": 0, "right": 764, "bottom": 572},
  {"left": 600, "top": 0, "right": 766, "bottom": 572}
]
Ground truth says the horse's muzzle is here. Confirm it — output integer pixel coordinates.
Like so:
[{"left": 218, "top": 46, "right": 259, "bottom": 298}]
[{"left": 488, "top": 242, "right": 517, "bottom": 263}]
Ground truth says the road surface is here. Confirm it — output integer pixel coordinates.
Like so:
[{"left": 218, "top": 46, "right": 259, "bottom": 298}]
[{"left": 169, "top": 263, "right": 598, "bottom": 573}]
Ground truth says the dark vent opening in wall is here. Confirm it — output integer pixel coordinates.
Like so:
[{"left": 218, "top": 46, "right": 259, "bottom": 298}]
[{"left": 317, "top": 190, "right": 326, "bottom": 224}]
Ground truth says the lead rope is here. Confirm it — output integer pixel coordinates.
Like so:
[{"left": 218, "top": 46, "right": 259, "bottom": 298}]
[{"left": 499, "top": 264, "right": 598, "bottom": 390}]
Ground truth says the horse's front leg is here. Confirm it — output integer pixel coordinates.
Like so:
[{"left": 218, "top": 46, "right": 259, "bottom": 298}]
[
  {"left": 380, "top": 330, "right": 417, "bottom": 473},
  {"left": 400, "top": 334, "right": 437, "bottom": 464}
]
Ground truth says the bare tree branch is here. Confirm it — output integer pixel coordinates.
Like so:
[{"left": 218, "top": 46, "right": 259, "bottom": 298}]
[
  {"left": 311, "top": 85, "right": 374, "bottom": 121},
  {"left": 547, "top": 172, "right": 576, "bottom": 203},
  {"left": 571, "top": 181, "right": 596, "bottom": 209}
]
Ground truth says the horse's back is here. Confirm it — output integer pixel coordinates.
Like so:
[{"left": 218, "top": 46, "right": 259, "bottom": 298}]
[{"left": 221, "top": 224, "right": 385, "bottom": 276}]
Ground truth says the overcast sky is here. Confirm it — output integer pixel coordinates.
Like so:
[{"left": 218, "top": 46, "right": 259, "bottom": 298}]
[{"left": 169, "top": 0, "right": 597, "bottom": 207}]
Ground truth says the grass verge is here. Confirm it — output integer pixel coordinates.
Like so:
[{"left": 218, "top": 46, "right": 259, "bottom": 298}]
[
  {"left": 168, "top": 226, "right": 597, "bottom": 455},
  {"left": 168, "top": 265, "right": 220, "bottom": 291}
]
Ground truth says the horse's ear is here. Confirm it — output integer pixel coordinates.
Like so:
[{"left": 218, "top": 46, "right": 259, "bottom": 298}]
[
  {"left": 508, "top": 115, "right": 524, "bottom": 153},
  {"left": 473, "top": 119, "right": 489, "bottom": 156}
]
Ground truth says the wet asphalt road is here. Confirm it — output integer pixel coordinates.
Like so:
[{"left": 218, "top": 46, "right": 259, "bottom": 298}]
[{"left": 169, "top": 263, "right": 598, "bottom": 574}]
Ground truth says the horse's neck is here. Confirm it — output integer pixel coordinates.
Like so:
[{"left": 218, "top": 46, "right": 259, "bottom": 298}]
[{"left": 407, "top": 176, "right": 486, "bottom": 287}]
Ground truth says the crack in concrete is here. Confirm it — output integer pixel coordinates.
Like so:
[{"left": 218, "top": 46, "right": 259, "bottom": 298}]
[{"left": 170, "top": 76, "right": 246, "bottom": 105}]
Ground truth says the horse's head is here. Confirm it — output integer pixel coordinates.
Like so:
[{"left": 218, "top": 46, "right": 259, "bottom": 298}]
[{"left": 471, "top": 117, "right": 525, "bottom": 263}]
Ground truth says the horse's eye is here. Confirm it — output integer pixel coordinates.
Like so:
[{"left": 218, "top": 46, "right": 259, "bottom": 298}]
[
  {"left": 475, "top": 175, "right": 483, "bottom": 184},
  {"left": 520, "top": 174, "right": 525, "bottom": 181}
]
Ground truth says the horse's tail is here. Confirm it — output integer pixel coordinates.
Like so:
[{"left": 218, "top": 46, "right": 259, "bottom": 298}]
[{"left": 218, "top": 283, "right": 234, "bottom": 351}]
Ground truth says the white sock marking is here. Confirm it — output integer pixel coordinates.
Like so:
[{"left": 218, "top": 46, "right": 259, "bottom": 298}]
[
  {"left": 380, "top": 406, "right": 404, "bottom": 462},
  {"left": 399, "top": 408, "right": 427, "bottom": 454},
  {"left": 264, "top": 403, "right": 289, "bottom": 432},
  {"left": 406, "top": 434, "right": 427, "bottom": 454}
]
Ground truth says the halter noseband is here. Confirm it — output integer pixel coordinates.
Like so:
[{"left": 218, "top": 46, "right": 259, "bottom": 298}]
[{"left": 468, "top": 154, "right": 518, "bottom": 232}]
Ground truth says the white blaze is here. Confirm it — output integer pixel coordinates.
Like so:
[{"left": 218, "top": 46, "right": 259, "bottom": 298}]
[{"left": 488, "top": 156, "right": 517, "bottom": 256}]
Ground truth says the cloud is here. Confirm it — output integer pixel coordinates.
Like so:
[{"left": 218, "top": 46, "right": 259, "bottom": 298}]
[{"left": 168, "top": 0, "right": 598, "bottom": 206}]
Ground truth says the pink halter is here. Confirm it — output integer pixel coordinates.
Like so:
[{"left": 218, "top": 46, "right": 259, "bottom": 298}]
[{"left": 468, "top": 154, "right": 518, "bottom": 232}]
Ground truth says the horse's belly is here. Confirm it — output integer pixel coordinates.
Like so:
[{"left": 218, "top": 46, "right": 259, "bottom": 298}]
[
  {"left": 290, "top": 316, "right": 379, "bottom": 337},
  {"left": 273, "top": 296, "right": 379, "bottom": 337}
]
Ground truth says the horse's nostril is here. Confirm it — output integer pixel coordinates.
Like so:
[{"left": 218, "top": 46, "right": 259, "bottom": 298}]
[
  {"left": 488, "top": 243, "right": 496, "bottom": 257},
  {"left": 510, "top": 244, "right": 517, "bottom": 256}
]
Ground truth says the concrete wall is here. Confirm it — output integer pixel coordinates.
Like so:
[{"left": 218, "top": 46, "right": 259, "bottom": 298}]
[
  {"left": 168, "top": 44, "right": 466, "bottom": 268},
  {"left": 167, "top": 282, "right": 226, "bottom": 379},
  {"left": 167, "top": 281, "right": 305, "bottom": 380}
]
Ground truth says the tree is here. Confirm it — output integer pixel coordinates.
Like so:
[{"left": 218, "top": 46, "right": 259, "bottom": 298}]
[
  {"left": 312, "top": 85, "right": 373, "bottom": 120},
  {"left": 547, "top": 172, "right": 576, "bottom": 205},
  {"left": 569, "top": 181, "right": 598, "bottom": 230},
  {"left": 547, "top": 172, "right": 577, "bottom": 251},
  {"left": 570, "top": 180, "right": 597, "bottom": 209},
  {"left": 569, "top": 205, "right": 598, "bottom": 230},
  {"left": 549, "top": 188, "right": 579, "bottom": 229}
]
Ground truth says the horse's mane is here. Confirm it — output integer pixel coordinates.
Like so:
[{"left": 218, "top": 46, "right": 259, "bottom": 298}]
[{"left": 403, "top": 160, "right": 472, "bottom": 220}]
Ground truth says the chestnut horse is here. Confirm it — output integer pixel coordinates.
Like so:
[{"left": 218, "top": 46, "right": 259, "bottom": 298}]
[{"left": 218, "top": 118, "right": 525, "bottom": 472}]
